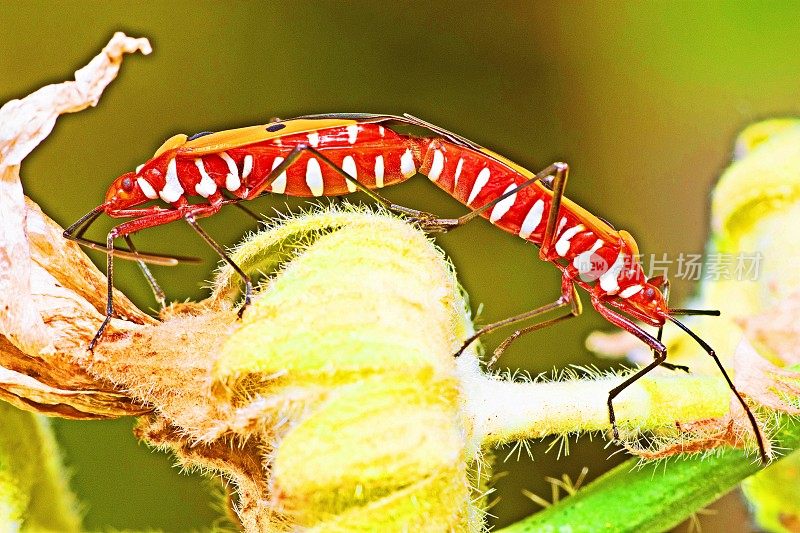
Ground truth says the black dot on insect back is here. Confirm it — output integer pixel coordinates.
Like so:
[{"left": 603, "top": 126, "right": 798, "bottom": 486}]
[
  {"left": 266, "top": 123, "right": 286, "bottom": 132},
  {"left": 187, "top": 131, "right": 213, "bottom": 141}
]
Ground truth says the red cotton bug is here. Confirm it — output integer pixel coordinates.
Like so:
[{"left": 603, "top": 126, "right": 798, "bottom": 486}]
[{"left": 64, "top": 113, "right": 766, "bottom": 463}]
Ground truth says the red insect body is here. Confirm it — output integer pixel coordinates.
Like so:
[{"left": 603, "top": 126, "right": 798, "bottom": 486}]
[
  {"left": 415, "top": 138, "right": 666, "bottom": 326},
  {"left": 113, "top": 124, "right": 418, "bottom": 207},
  {"left": 67, "top": 113, "right": 766, "bottom": 463},
  {"left": 103, "top": 121, "right": 667, "bottom": 327}
]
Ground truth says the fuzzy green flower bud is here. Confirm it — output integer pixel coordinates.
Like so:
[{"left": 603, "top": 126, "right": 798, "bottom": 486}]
[{"left": 209, "top": 210, "right": 482, "bottom": 531}]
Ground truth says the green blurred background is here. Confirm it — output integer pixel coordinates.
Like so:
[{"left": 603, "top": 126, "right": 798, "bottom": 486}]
[{"left": 3, "top": 1, "right": 800, "bottom": 530}]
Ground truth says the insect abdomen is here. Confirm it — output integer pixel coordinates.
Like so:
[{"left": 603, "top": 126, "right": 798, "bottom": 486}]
[
  {"left": 178, "top": 125, "right": 423, "bottom": 198},
  {"left": 418, "top": 139, "right": 554, "bottom": 244},
  {"left": 265, "top": 143, "right": 422, "bottom": 197}
]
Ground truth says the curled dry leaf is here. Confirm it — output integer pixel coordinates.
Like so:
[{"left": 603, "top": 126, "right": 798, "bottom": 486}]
[
  {"left": 0, "top": 32, "right": 154, "bottom": 418},
  {"left": 627, "top": 418, "right": 741, "bottom": 461}
]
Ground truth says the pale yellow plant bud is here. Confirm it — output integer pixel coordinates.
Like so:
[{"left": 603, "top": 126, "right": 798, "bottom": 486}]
[{"left": 203, "top": 211, "right": 482, "bottom": 530}]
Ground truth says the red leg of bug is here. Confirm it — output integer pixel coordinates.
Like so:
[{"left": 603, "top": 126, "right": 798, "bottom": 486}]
[
  {"left": 63, "top": 204, "right": 192, "bottom": 265},
  {"left": 591, "top": 296, "right": 668, "bottom": 441},
  {"left": 488, "top": 278, "right": 582, "bottom": 368},
  {"left": 89, "top": 207, "right": 190, "bottom": 351},
  {"left": 242, "top": 143, "right": 447, "bottom": 225},
  {"left": 537, "top": 163, "right": 570, "bottom": 261},
  {"left": 593, "top": 296, "right": 768, "bottom": 463},
  {"left": 88, "top": 200, "right": 254, "bottom": 350},
  {"left": 644, "top": 277, "right": 689, "bottom": 373}
]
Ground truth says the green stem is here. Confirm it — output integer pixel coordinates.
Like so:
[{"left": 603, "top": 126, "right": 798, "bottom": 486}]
[
  {"left": 498, "top": 414, "right": 800, "bottom": 533},
  {"left": 465, "top": 372, "right": 730, "bottom": 446}
]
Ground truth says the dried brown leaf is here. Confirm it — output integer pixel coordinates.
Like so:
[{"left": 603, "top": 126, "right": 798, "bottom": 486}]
[{"left": 0, "top": 32, "right": 153, "bottom": 418}]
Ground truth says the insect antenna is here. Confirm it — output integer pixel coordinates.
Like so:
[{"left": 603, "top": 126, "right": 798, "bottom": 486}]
[
  {"left": 63, "top": 204, "right": 201, "bottom": 266},
  {"left": 665, "top": 315, "right": 768, "bottom": 464},
  {"left": 668, "top": 308, "right": 721, "bottom": 317}
]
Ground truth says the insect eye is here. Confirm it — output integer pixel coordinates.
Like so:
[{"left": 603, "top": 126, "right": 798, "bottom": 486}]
[
  {"left": 266, "top": 123, "right": 286, "bottom": 132},
  {"left": 644, "top": 287, "right": 656, "bottom": 300},
  {"left": 121, "top": 176, "right": 133, "bottom": 192}
]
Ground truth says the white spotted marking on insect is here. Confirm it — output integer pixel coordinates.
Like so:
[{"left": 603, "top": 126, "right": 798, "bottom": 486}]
[
  {"left": 400, "top": 148, "right": 416, "bottom": 178},
  {"left": 519, "top": 199, "right": 545, "bottom": 239},
  {"left": 137, "top": 177, "right": 158, "bottom": 200},
  {"left": 135, "top": 164, "right": 145, "bottom": 173},
  {"left": 453, "top": 157, "right": 464, "bottom": 188},
  {"left": 342, "top": 155, "right": 358, "bottom": 193},
  {"left": 306, "top": 157, "right": 324, "bottom": 196},
  {"left": 274, "top": 138, "right": 283, "bottom": 147},
  {"left": 489, "top": 184, "right": 518, "bottom": 223},
  {"left": 619, "top": 284, "right": 644, "bottom": 299},
  {"left": 270, "top": 156, "right": 286, "bottom": 194},
  {"left": 556, "top": 216, "right": 567, "bottom": 236},
  {"left": 159, "top": 158, "right": 184, "bottom": 203},
  {"left": 219, "top": 151, "right": 239, "bottom": 177},
  {"left": 242, "top": 154, "right": 253, "bottom": 179},
  {"left": 573, "top": 239, "right": 604, "bottom": 274},
  {"left": 374, "top": 155, "right": 385, "bottom": 188},
  {"left": 555, "top": 224, "right": 586, "bottom": 256},
  {"left": 378, "top": 126, "right": 385, "bottom": 137},
  {"left": 220, "top": 152, "right": 240, "bottom": 191},
  {"left": 600, "top": 252, "right": 626, "bottom": 294},
  {"left": 225, "top": 174, "right": 240, "bottom": 191},
  {"left": 428, "top": 149, "right": 445, "bottom": 182},
  {"left": 467, "top": 167, "right": 491, "bottom": 205},
  {"left": 346, "top": 125, "right": 358, "bottom": 144},
  {"left": 307, "top": 132, "right": 320, "bottom": 148},
  {"left": 193, "top": 158, "right": 217, "bottom": 198}
]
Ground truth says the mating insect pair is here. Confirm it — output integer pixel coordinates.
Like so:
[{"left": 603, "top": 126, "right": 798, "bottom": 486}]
[{"left": 64, "top": 113, "right": 767, "bottom": 463}]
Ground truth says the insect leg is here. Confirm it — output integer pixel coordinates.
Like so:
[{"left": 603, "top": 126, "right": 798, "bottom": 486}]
[
  {"left": 122, "top": 235, "right": 166, "bottom": 309},
  {"left": 538, "top": 162, "right": 570, "bottom": 259},
  {"left": 243, "top": 144, "right": 393, "bottom": 210},
  {"left": 591, "top": 297, "right": 667, "bottom": 442},
  {"left": 665, "top": 315, "right": 768, "bottom": 464},
  {"left": 488, "top": 280, "right": 582, "bottom": 367},
  {"left": 182, "top": 208, "right": 252, "bottom": 317},
  {"left": 454, "top": 274, "right": 582, "bottom": 366},
  {"left": 647, "top": 276, "right": 689, "bottom": 373},
  {"left": 89, "top": 207, "right": 187, "bottom": 351},
  {"left": 243, "top": 143, "right": 457, "bottom": 228},
  {"left": 64, "top": 204, "right": 199, "bottom": 265},
  {"left": 221, "top": 190, "right": 262, "bottom": 222},
  {"left": 91, "top": 229, "right": 116, "bottom": 352},
  {"left": 244, "top": 145, "right": 306, "bottom": 199},
  {"left": 243, "top": 144, "right": 397, "bottom": 213}
]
